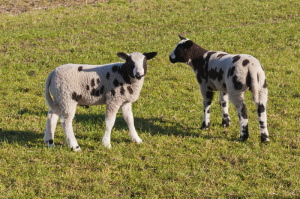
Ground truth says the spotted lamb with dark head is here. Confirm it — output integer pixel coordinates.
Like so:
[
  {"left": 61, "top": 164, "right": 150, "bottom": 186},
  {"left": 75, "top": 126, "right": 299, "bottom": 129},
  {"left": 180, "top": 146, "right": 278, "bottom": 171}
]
[
  {"left": 169, "top": 35, "right": 269, "bottom": 142},
  {"left": 44, "top": 51, "right": 157, "bottom": 151}
]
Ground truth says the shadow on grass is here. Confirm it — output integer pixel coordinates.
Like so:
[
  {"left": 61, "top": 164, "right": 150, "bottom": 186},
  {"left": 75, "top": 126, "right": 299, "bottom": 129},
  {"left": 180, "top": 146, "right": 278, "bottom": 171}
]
[{"left": 0, "top": 130, "right": 41, "bottom": 147}]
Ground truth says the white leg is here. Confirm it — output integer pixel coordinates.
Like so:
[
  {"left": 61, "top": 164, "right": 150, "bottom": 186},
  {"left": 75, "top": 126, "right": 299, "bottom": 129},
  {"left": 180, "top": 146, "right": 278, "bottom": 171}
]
[
  {"left": 60, "top": 104, "right": 81, "bottom": 151},
  {"left": 102, "top": 104, "right": 119, "bottom": 148},
  {"left": 121, "top": 102, "right": 142, "bottom": 144},
  {"left": 44, "top": 110, "right": 60, "bottom": 148}
]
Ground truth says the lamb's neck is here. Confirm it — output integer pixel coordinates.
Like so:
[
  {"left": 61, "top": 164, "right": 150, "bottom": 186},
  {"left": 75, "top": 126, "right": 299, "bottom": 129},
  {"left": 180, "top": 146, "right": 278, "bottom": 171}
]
[{"left": 187, "top": 44, "right": 208, "bottom": 71}]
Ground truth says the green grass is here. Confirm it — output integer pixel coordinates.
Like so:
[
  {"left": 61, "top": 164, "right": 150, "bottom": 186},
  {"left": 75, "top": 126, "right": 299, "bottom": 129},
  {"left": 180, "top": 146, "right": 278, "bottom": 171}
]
[{"left": 0, "top": 0, "right": 299, "bottom": 197}]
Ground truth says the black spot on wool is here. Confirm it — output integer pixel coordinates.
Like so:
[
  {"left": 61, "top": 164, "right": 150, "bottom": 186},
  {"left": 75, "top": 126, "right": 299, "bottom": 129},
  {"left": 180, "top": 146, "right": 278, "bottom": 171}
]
[
  {"left": 217, "top": 53, "right": 227, "bottom": 58},
  {"left": 120, "top": 86, "right": 125, "bottom": 95},
  {"left": 257, "top": 104, "right": 265, "bottom": 117},
  {"left": 241, "top": 103, "right": 248, "bottom": 119},
  {"left": 90, "top": 88, "right": 96, "bottom": 96},
  {"left": 232, "top": 75, "right": 243, "bottom": 90},
  {"left": 263, "top": 79, "right": 267, "bottom": 88},
  {"left": 78, "top": 66, "right": 83, "bottom": 71},
  {"left": 112, "top": 65, "right": 119, "bottom": 73},
  {"left": 206, "top": 91, "right": 214, "bottom": 99},
  {"left": 127, "top": 86, "right": 133, "bottom": 94},
  {"left": 113, "top": 79, "right": 119, "bottom": 87},
  {"left": 91, "top": 79, "right": 95, "bottom": 87},
  {"left": 227, "top": 66, "right": 235, "bottom": 78},
  {"left": 221, "top": 101, "right": 227, "bottom": 107},
  {"left": 242, "top": 59, "right": 249, "bottom": 66},
  {"left": 111, "top": 89, "right": 116, "bottom": 96},
  {"left": 86, "top": 85, "right": 90, "bottom": 91},
  {"left": 218, "top": 68, "right": 224, "bottom": 82},
  {"left": 99, "top": 86, "right": 105, "bottom": 94},
  {"left": 72, "top": 92, "right": 82, "bottom": 102},
  {"left": 106, "top": 72, "right": 110, "bottom": 80},
  {"left": 97, "top": 78, "right": 100, "bottom": 84},
  {"left": 95, "top": 89, "right": 100, "bottom": 96},
  {"left": 208, "top": 68, "right": 218, "bottom": 80},
  {"left": 246, "top": 71, "right": 251, "bottom": 89},
  {"left": 232, "top": 55, "right": 240, "bottom": 63}
]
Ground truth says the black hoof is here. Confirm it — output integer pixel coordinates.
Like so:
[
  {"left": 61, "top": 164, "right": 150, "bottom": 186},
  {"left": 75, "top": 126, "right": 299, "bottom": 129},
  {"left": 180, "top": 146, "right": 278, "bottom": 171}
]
[
  {"left": 261, "top": 134, "right": 270, "bottom": 143},
  {"left": 239, "top": 134, "right": 249, "bottom": 142},
  {"left": 222, "top": 118, "right": 230, "bottom": 128},
  {"left": 201, "top": 122, "right": 210, "bottom": 130}
]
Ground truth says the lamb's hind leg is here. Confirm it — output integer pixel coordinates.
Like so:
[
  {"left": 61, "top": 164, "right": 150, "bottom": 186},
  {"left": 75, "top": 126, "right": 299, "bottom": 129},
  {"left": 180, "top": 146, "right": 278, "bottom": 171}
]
[
  {"left": 256, "top": 87, "right": 270, "bottom": 142},
  {"left": 229, "top": 93, "right": 249, "bottom": 141},
  {"left": 121, "top": 102, "right": 142, "bottom": 144},
  {"left": 219, "top": 92, "right": 230, "bottom": 127},
  {"left": 44, "top": 109, "right": 61, "bottom": 148},
  {"left": 60, "top": 103, "right": 81, "bottom": 151}
]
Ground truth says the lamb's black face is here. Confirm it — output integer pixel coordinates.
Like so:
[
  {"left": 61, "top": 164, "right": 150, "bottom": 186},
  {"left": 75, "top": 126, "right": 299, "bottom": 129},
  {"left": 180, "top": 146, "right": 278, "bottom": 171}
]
[{"left": 169, "top": 36, "right": 194, "bottom": 64}]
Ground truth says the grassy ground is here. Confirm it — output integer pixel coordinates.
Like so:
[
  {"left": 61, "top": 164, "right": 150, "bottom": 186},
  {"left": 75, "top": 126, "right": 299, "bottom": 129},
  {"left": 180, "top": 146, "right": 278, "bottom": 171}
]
[{"left": 0, "top": 0, "right": 299, "bottom": 197}]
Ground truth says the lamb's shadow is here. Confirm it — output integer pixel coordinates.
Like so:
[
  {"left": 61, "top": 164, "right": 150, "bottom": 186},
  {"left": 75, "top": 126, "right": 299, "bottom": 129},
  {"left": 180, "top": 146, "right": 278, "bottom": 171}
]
[
  {"left": 0, "top": 130, "right": 41, "bottom": 147},
  {"left": 73, "top": 113, "right": 201, "bottom": 141}
]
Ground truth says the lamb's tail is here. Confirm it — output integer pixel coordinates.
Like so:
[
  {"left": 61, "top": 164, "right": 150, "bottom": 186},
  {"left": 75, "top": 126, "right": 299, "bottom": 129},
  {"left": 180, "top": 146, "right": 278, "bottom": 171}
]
[
  {"left": 45, "top": 71, "right": 59, "bottom": 111},
  {"left": 249, "top": 65, "right": 267, "bottom": 104}
]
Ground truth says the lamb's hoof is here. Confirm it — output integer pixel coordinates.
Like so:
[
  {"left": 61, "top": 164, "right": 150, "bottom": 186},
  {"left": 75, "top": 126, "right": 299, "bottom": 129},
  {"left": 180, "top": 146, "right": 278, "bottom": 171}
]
[
  {"left": 222, "top": 119, "right": 230, "bottom": 128},
  {"left": 102, "top": 143, "right": 112, "bottom": 149},
  {"left": 71, "top": 146, "right": 81, "bottom": 152},
  {"left": 261, "top": 134, "right": 270, "bottom": 143},
  {"left": 201, "top": 122, "right": 210, "bottom": 130},
  {"left": 239, "top": 134, "right": 249, "bottom": 142},
  {"left": 46, "top": 140, "right": 55, "bottom": 148}
]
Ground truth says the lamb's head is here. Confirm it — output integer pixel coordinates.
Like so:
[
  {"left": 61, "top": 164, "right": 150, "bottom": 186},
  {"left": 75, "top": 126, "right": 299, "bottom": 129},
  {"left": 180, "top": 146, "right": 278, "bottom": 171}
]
[
  {"left": 169, "top": 35, "right": 194, "bottom": 64},
  {"left": 117, "top": 52, "right": 157, "bottom": 80}
]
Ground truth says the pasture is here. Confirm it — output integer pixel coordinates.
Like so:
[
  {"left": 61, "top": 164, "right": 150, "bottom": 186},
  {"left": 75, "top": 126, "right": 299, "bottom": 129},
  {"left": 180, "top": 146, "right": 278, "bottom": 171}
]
[{"left": 0, "top": 0, "right": 299, "bottom": 197}]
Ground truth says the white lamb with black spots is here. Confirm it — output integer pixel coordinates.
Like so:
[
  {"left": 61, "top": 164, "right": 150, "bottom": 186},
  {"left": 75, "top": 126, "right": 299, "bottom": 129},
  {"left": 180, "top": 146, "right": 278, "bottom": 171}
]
[
  {"left": 169, "top": 35, "right": 269, "bottom": 142},
  {"left": 44, "top": 52, "right": 157, "bottom": 151}
]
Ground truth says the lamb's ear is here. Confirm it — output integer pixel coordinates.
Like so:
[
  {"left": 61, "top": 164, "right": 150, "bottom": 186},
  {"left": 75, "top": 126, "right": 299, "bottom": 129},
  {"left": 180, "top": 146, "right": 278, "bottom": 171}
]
[
  {"left": 143, "top": 52, "right": 157, "bottom": 60},
  {"left": 184, "top": 40, "right": 193, "bottom": 48},
  {"left": 179, "top": 35, "right": 187, "bottom": 40},
  {"left": 117, "top": 52, "right": 129, "bottom": 61}
]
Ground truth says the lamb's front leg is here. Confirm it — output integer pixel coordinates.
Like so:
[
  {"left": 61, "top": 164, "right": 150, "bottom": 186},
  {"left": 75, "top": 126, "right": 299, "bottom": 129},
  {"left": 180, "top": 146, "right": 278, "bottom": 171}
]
[
  {"left": 102, "top": 104, "right": 119, "bottom": 149},
  {"left": 201, "top": 88, "right": 214, "bottom": 130},
  {"left": 121, "top": 102, "right": 142, "bottom": 144}
]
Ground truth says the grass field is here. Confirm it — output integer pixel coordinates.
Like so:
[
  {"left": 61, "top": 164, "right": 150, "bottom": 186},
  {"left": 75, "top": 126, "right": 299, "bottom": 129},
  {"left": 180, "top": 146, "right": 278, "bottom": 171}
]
[{"left": 0, "top": 0, "right": 299, "bottom": 197}]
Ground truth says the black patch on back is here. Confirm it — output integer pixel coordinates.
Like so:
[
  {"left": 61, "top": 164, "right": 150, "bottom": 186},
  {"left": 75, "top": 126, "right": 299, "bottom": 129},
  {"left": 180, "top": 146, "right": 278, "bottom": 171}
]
[
  {"left": 99, "top": 86, "right": 105, "bottom": 94},
  {"left": 72, "top": 92, "right": 82, "bottom": 102},
  {"left": 91, "top": 79, "right": 95, "bottom": 87},
  {"left": 86, "top": 85, "right": 90, "bottom": 90},
  {"left": 78, "top": 66, "right": 83, "bottom": 71},
  {"left": 242, "top": 59, "right": 249, "bottom": 66},
  {"left": 257, "top": 104, "right": 265, "bottom": 117},
  {"left": 232, "top": 75, "right": 243, "bottom": 90},
  {"left": 232, "top": 55, "right": 240, "bottom": 63},
  {"left": 241, "top": 103, "right": 248, "bottom": 119},
  {"left": 120, "top": 86, "right": 125, "bottom": 95},
  {"left": 106, "top": 72, "right": 110, "bottom": 80},
  {"left": 111, "top": 89, "right": 116, "bottom": 96},
  {"left": 217, "top": 53, "right": 227, "bottom": 58},
  {"left": 113, "top": 79, "right": 119, "bottom": 87},
  {"left": 227, "top": 66, "right": 235, "bottom": 78},
  {"left": 204, "top": 51, "right": 217, "bottom": 82},
  {"left": 91, "top": 88, "right": 96, "bottom": 96},
  {"left": 95, "top": 89, "right": 100, "bottom": 96},
  {"left": 127, "top": 86, "right": 133, "bottom": 94},
  {"left": 263, "top": 79, "right": 267, "bottom": 88}
]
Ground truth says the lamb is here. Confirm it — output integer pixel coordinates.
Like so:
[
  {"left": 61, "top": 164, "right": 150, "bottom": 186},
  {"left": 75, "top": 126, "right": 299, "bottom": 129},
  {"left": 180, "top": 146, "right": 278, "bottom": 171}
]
[
  {"left": 44, "top": 51, "right": 157, "bottom": 151},
  {"left": 169, "top": 35, "right": 269, "bottom": 142}
]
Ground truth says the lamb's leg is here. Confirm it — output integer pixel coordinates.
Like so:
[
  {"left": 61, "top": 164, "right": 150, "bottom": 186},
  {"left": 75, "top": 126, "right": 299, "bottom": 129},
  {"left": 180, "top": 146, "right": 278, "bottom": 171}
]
[
  {"left": 229, "top": 93, "right": 249, "bottom": 141},
  {"left": 219, "top": 92, "right": 230, "bottom": 127},
  {"left": 102, "top": 104, "right": 119, "bottom": 149},
  {"left": 44, "top": 109, "right": 61, "bottom": 148},
  {"left": 121, "top": 102, "right": 142, "bottom": 144},
  {"left": 256, "top": 87, "right": 270, "bottom": 142},
  {"left": 201, "top": 89, "right": 214, "bottom": 129},
  {"left": 60, "top": 104, "right": 81, "bottom": 151}
]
